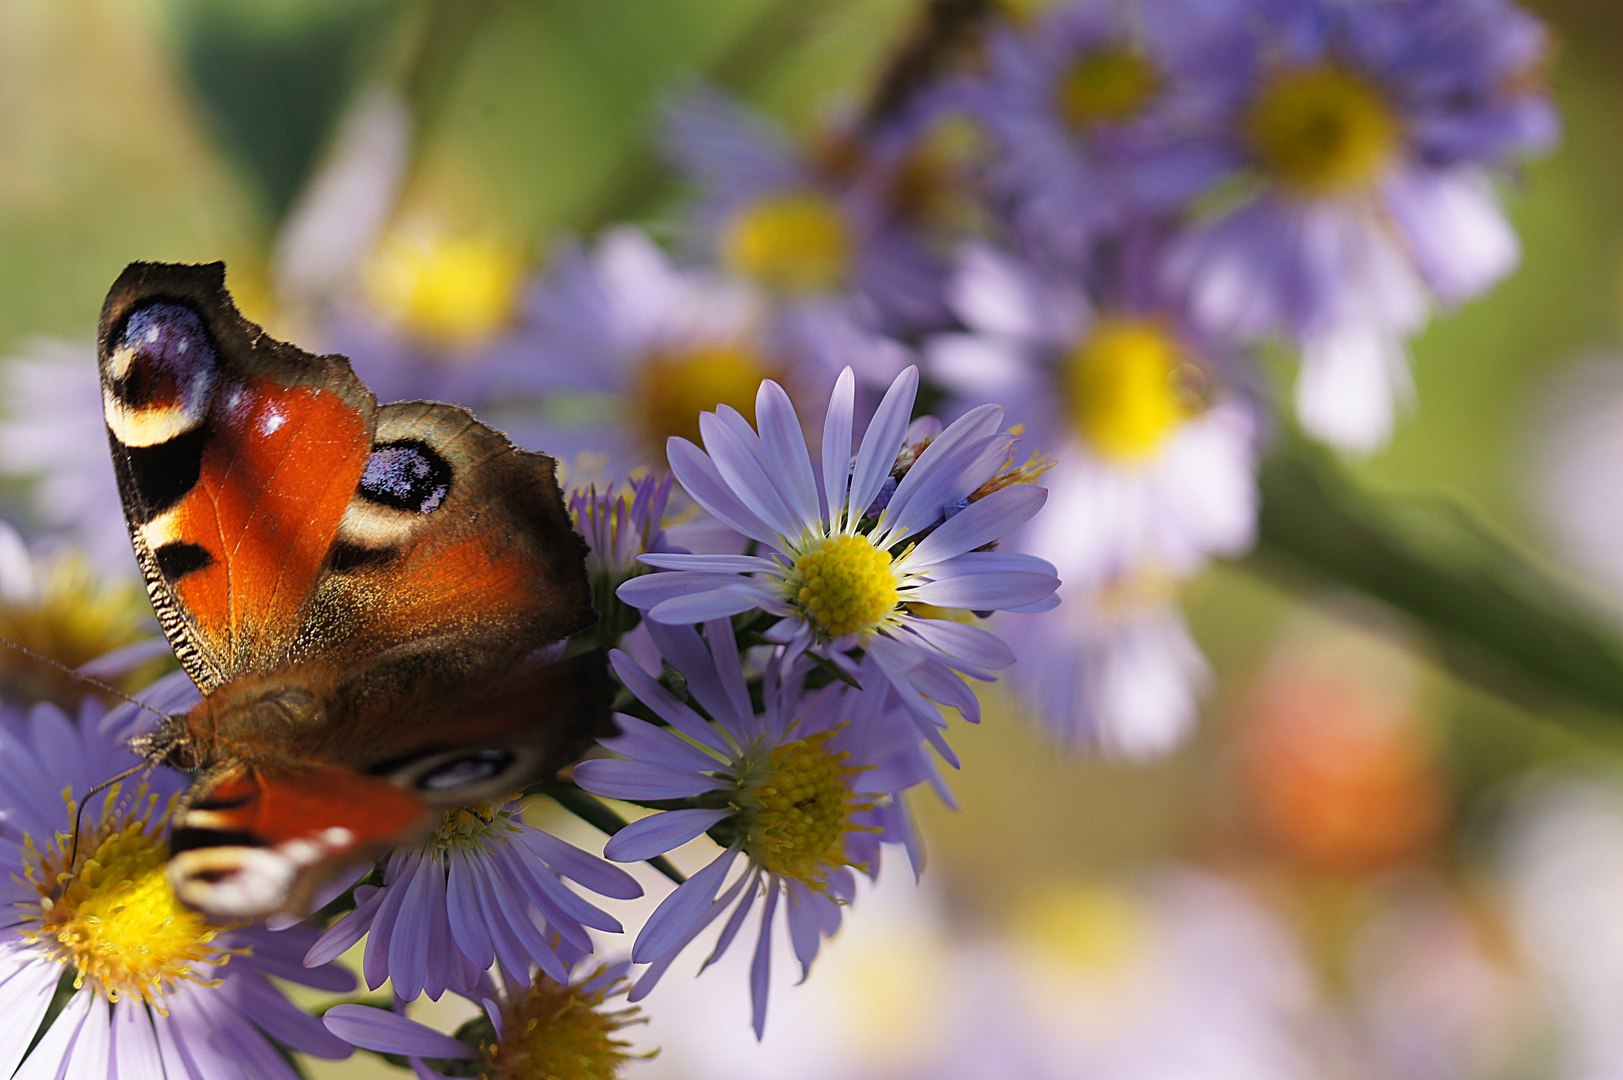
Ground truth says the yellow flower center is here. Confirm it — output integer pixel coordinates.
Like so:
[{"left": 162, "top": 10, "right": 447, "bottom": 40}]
[
  {"left": 23, "top": 787, "right": 237, "bottom": 1007},
  {"left": 481, "top": 969, "right": 646, "bottom": 1080},
  {"left": 1063, "top": 317, "right": 1196, "bottom": 461},
  {"left": 633, "top": 344, "right": 773, "bottom": 451},
  {"left": 365, "top": 230, "right": 525, "bottom": 346},
  {"left": 0, "top": 556, "right": 169, "bottom": 710},
  {"left": 788, "top": 535, "right": 899, "bottom": 641},
  {"left": 430, "top": 802, "right": 521, "bottom": 856},
  {"left": 1055, "top": 47, "right": 1160, "bottom": 129},
  {"left": 734, "top": 730, "right": 873, "bottom": 888},
  {"left": 721, "top": 190, "right": 853, "bottom": 294},
  {"left": 1245, "top": 64, "right": 1402, "bottom": 195}
]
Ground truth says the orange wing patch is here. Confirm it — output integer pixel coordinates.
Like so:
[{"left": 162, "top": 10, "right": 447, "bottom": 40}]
[
  {"left": 142, "top": 378, "right": 371, "bottom": 675},
  {"left": 168, "top": 762, "right": 430, "bottom": 916}
]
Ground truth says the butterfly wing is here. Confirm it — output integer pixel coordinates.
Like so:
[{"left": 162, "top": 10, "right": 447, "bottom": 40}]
[
  {"left": 99, "top": 261, "right": 376, "bottom": 691},
  {"left": 100, "top": 262, "right": 609, "bottom": 915},
  {"left": 169, "top": 652, "right": 616, "bottom": 916}
]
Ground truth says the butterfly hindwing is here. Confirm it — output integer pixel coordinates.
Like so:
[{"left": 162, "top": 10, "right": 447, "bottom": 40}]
[{"left": 300, "top": 400, "right": 596, "bottom": 669}]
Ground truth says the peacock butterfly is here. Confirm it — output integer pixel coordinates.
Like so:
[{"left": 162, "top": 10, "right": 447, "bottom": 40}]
[{"left": 97, "top": 261, "right": 612, "bottom": 917}]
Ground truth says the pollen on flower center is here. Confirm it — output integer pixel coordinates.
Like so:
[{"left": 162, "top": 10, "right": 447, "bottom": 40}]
[
  {"left": 787, "top": 535, "right": 899, "bottom": 641},
  {"left": 1055, "top": 47, "right": 1160, "bottom": 129},
  {"left": 23, "top": 786, "right": 235, "bottom": 1006},
  {"left": 365, "top": 230, "right": 524, "bottom": 346},
  {"left": 735, "top": 730, "right": 873, "bottom": 887},
  {"left": 430, "top": 801, "right": 522, "bottom": 856},
  {"left": 1245, "top": 64, "right": 1401, "bottom": 195},
  {"left": 481, "top": 968, "right": 646, "bottom": 1080},
  {"left": 721, "top": 190, "right": 853, "bottom": 293},
  {"left": 1064, "top": 317, "right": 1195, "bottom": 461},
  {"left": 634, "top": 344, "right": 773, "bottom": 450}
]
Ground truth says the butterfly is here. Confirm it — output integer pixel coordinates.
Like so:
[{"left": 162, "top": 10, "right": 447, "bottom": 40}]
[{"left": 97, "top": 261, "right": 611, "bottom": 918}]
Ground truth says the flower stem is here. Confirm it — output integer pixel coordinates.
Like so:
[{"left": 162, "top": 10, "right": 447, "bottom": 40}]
[{"left": 1246, "top": 436, "right": 1623, "bottom": 722}]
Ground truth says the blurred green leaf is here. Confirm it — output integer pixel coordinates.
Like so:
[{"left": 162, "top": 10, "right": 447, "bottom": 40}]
[
  {"left": 1250, "top": 435, "right": 1623, "bottom": 723},
  {"left": 175, "top": 0, "right": 401, "bottom": 222}
]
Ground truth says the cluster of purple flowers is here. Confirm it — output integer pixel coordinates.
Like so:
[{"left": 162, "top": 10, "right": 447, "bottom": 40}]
[{"left": 0, "top": 0, "right": 1558, "bottom": 1075}]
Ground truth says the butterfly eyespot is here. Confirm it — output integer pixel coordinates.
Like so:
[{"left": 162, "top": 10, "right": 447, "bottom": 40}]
[
  {"left": 104, "top": 303, "right": 220, "bottom": 449},
  {"left": 416, "top": 748, "right": 515, "bottom": 792},
  {"left": 358, "top": 439, "right": 452, "bottom": 515}
]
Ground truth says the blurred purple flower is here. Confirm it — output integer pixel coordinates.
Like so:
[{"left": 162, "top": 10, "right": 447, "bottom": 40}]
[
  {"left": 965, "top": 0, "right": 1250, "bottom": 259},
  {"left": 929, "top": 241, "right": 1258, "bottom": 588},
  {"left": 663, "top": 87, "right": 949, "bottom": 348},
  {"left": 1163, "top": 0, "right": 1557, "bottom": 451}
]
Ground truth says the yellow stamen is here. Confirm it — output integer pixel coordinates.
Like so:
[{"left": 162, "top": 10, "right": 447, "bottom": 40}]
[
  {"left": 22, "top": 785, "right": 239, "bottom": 1009},
  {"left": 733, "top": 729, "right": 875, "bottom": 889},
  {"left": 721, "top": 191, "right": 853, "bottom": 293},
  {"left": 481, "top": 968, "right": 648, "bottom": 1080},
  {"left": 1055, "top": 47, "right": 1160, "bottom": 130},
  {"left": 366, "top": 230, "right": 525, "bottom": 346},
  {"left": 787, "top": 535, "right": 899, "bottom": 641},
  {"left": 633, "top": 345, "right": 774, "bottom": 451},
  {"left": 1245, "top": 64, "right": 1402, "bottom": 195},
  {"left": 1063, "top": 317, "right": 1197, "bottom": 461},
  {"left": 430, "top": 802, "right": 521, "bottom": 856}
]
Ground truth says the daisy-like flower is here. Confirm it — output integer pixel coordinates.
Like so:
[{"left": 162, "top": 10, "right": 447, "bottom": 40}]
[
  {"left": 527, "top": 225, "right": 907, "bottom": 473},
  {"left": 0, "top": 696, "right": 354, "bottom": 1078},
  {"left": 305, "top": 800, "right": 642, "bottom": 1003},
  {"left": 662, "top": 86, "right": 949, "bottom": 345},
  {"left": 573, "top": 620, "right": 935, "bottom": 1037},
  {"left": 617, "top": 365, "right": 1059, "bottom": 744},
  {"left": 1164, "top": 0, "right": 1557, "bottom": 452},
  {"left": 324, "top": 963, "right": 646, "bottom": 1080},
  {"left": 0, "top": 519, "right": 171, "bottom": 715},
  {"left": 1001, "top": 568, "right": 1210, "bottom": 757},
  {"left": 570, "top": 471, "right": 677, "bottom": 646},
  {"left": 965, "top": 0, "right": 1248, "bottom": 259},
  {"left": 928, "top": 241, "right": 1258, "bottom": 588}
]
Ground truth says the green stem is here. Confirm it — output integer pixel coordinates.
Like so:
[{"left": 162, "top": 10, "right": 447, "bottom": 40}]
[{"left": 1247, "top": 437, "right": 1623, "bottom": 719}]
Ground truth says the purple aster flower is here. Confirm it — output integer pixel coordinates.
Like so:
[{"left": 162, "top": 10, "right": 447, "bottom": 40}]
[
  {"left": 0, "top": 518, "right": 173, "bottom": 718},
  {"left": 1000, "top": 570, "right": 1210, "bottom": 757},
  {"left": 1163, "top": 0, "right": 1557, "bottom": 451},
  {"left": 928, "top": 240, "right": 1258, "bottom": 588},
  {"left": 305, "top": 799, "right": 642, "bottom": 1003},
  {"left": 0, "top": 695, "right": 354, "bottom": 1078},
  {"left": 616, "top": 366, "right": 1059, "bottom": 748},
  {"left": 570, "top": 471, "right": 680, "bottom": 648},
  {"left": 525, "top": 225, "right": 908, "bottom": 474},
  {"left": 573, "top": 620, "right": 937, "bottom": 1037},
  {"left": 662, "top": 86, "right": 951, "bottom": 341},
  {"left": 964, "top": 0, "right": 1251, "bottom": 259},
  {"left": 324, "top": 962, "right": 645, "bottom": 1079}
]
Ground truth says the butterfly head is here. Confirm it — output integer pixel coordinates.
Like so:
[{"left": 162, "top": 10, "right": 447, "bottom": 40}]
[{"left": 127, "top": 720, "right": 200, "bottom": 772}]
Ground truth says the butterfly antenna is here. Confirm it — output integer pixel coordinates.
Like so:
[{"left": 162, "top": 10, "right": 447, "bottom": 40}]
[
  {"left": 67, "top": 759, "right": 152, "bottom": 872},
  {"left": 0, "top": 634, "right": 178, "bottom": 727}
]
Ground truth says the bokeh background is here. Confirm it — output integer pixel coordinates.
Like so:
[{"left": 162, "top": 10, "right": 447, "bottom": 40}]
[{"left": 6, "top": 1, "right": 1623, "bottom": 1076}]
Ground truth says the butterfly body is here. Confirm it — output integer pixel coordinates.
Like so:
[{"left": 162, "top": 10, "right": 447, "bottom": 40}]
[{"left": 98, "top": 261, "right": 610, "bottom": 916}]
